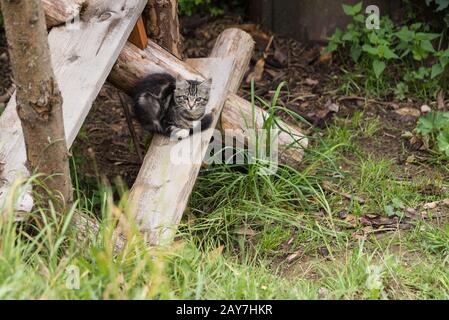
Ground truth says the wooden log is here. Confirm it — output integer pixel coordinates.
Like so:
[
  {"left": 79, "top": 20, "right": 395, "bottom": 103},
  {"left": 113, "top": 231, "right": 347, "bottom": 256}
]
[
  {"left": 223, "top": 95, "right": 307, "bottom": 166},
  {"left": 0, "top": 0, "right": 147, "bottom": 213},
  {"left": 42, "top": 0, "right": 85, "bottom": 28},
  {"left": 109, "top": 39, "right": 308, "bottom": 167},
  {"left": 144, "top": 0, "right": 182, "bottom": 58}
]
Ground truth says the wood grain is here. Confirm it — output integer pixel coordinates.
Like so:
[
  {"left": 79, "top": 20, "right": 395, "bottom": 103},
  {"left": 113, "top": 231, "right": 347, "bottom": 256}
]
[
  {"left": 129, "top": 16, "right": 149, "bottom": 49},
  {"left": 124, "top": 29, "right": 256, "bottom": 246},
  {"left": 42, "top": 0, "right": 85, "bottom": 28}
]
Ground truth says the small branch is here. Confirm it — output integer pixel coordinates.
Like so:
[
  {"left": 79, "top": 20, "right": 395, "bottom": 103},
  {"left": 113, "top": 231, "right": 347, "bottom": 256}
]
[{"left": 322, "top": 181, "right": 366, "bottom": 204}]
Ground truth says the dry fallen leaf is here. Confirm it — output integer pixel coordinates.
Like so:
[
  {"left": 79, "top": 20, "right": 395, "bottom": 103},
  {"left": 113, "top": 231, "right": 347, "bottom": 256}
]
[
  {"left": 393, "top": 107, "right": 421, "bottom": 122},
  {"left": 304, "top": 78, "right": 319, "bottom": 86},
  {"left": 286, "top": 251, "right": 301, "bottom": 263},
  {"left": 319, "top": 51, "right": 332, "bottom": 64}
]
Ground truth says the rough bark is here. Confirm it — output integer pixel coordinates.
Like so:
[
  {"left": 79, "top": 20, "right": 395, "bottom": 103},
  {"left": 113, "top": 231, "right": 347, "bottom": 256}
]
[
  {"left": 143, "top": 0, "right": 182, "bottom": 58},
  {"left": 1, "top": 0, "right": 72, "bottom": 209}
]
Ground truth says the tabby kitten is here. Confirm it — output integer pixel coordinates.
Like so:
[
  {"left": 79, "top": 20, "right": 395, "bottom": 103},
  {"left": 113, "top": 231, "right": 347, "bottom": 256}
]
[{"left": 133, "top": 73, "right": 213, "bottom": 140}]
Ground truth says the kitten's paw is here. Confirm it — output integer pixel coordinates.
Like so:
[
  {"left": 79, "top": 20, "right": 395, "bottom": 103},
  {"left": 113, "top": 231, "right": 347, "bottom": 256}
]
[{"left": 172, "top": 128, "right": 191, "bottom": 140}]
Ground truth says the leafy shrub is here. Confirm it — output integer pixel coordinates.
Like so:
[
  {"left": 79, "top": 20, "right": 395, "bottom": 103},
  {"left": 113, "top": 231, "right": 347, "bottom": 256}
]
[
  {"left": 326, "top": 2, "right": 448, "bottom": 100},
  {"left": 416, "top": 111, "right": 449, "bottom": 157}
]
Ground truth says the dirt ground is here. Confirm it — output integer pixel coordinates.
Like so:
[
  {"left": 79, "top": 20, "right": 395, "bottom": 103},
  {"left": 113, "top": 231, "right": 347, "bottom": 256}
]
[{"left": 0, "top": 14, "right": 447, "bottom": 191}]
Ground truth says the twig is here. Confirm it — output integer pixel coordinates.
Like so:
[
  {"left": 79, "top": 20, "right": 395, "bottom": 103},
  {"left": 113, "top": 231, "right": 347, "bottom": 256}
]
[{"left": 118, "top": 91, "right": 143, "bottom": 163}]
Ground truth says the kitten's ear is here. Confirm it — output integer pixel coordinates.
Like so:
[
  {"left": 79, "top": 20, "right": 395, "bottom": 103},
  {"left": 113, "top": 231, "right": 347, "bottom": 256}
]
[
  {"left": 200, "top": 78, "right": 212, "bottom": 89},
  {"left": 175, "top": 75, "right": 189, "bottom": 88}
]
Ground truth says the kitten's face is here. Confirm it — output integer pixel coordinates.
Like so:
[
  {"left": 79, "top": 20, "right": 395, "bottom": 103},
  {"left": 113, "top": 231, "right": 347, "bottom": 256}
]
[{"left": 174, "top": 78, "right": 212, "bottom": 112}]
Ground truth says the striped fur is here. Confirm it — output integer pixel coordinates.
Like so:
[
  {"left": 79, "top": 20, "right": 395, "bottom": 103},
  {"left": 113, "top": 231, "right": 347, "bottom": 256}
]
[{"left": 133, "top": 73, "right": 212, "bottom": 140}]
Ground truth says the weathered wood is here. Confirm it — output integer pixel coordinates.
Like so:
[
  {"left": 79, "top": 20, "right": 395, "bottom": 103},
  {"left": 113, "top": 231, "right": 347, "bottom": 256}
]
[
  {"left": 0, "top": 0, "right": 147, "bottom": 213},
  {"left": 109, "top": 39, "right": 307, "bottom": 166},
  {"left": 129, "top": 16, "right": 149, "bottom": 50},
  {"left": 144, "top": 0, "right": 182, "bottom": 58},
  {"left": 129, "top": 58, "right": 234, "bottom": 245},
  {"left": 125, "top": 30, "right": 254, "bottom": 246},
  {"left": 223, "top": 95, "right": 307, "bottom": 166},
  {"left": 1, "top": 0, "right": 72, "bottom": 210},
  {"left": 42, "top": 0, "right": 86, "bottom": 28}
]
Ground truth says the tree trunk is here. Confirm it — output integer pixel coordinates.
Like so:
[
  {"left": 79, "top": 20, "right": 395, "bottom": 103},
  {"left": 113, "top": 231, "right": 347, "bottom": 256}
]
[
  {"left": 144, "top": 0, "right": 182, "bottom": 58},
  {"left": 1, "top": 0, "right": 72, "bottom": 209}
]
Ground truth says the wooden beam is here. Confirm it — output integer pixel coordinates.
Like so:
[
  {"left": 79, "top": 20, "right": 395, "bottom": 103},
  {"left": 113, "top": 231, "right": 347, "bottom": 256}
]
[
  {"left": 0, "top": 0, "right": 147, "bottom": 213},
  {"left": 129, "top": 16, "right": 149, "bottom": 50},
  {"left": 128, "top": 57, "right": 234, "bottom": 245}
]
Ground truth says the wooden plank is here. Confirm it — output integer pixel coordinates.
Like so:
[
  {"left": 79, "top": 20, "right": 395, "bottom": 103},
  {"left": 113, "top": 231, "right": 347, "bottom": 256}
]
[
  {"left": 0, "top": 0, "right": 147, "bottom": 212},
  {"left": 128, "top": 57, "right": 234, "bottom": 245},
  {"left": 128, "top": 16, "right": 148, "bottom": 49}
]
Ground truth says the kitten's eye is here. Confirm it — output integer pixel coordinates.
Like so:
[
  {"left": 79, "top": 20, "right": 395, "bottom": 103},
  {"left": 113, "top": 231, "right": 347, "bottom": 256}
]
[{"left": 195, "top": 97, "right": 205, "bottom": 103}]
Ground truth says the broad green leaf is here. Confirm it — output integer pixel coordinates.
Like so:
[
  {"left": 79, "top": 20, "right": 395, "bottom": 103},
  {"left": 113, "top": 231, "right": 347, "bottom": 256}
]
[
  {"left": 326, "top": 42, "right": 338, "bottom": 53},
  {"left": 437, "top": 129, "right": 449, "bottom": 157},
  {"left": 342, "top": 2, "right": 362, "bottom": 16},
  {"left": 342, "top": 3, "right": 354, "bottom": 15},
  {"left": 362, "top": 44, "right": 378, "bottom": 56},
  {"left": 421, "top": 40, "right": 436, "bottom": 53},
  {"left": 382, "top": 46, "right": 399, "bottom": 59},
  {"left": 350, "top": 45, "right": 362, "bottom": 62},
  {"left": 372, "top": 60, "right": 386, "bottom": 78},
  {"left": 342, "top": 32, "right": 354, "bottom": 41},
  {"left": 431, "top": 63, "right": 444, "bottom": 79},
  {"left": 354, "top": 14, "right": 365, "bottom": 23},
  {"left": 417, "top": 112, "right": 449, "bottom": 135},
  {"left": 416, "top": 32, "right": 440, "bottom": 41},
  {"left": 395, "top": 27, "right": 414, "bottom": 42},
  {"left": 368, "top": 32, "right": 380, "bottom": 44},
  {"left": 353, "top": 2, "right": 363, "bottom": 14}
]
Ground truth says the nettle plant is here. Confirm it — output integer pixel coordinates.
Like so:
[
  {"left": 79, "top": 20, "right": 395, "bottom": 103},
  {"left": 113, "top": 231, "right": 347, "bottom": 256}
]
[
  {"left": 416, "top": 111, "right": 449, "bottom": 157},
  {"left": 327, "top": 2, "right": 448, "bottom": 99}
]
